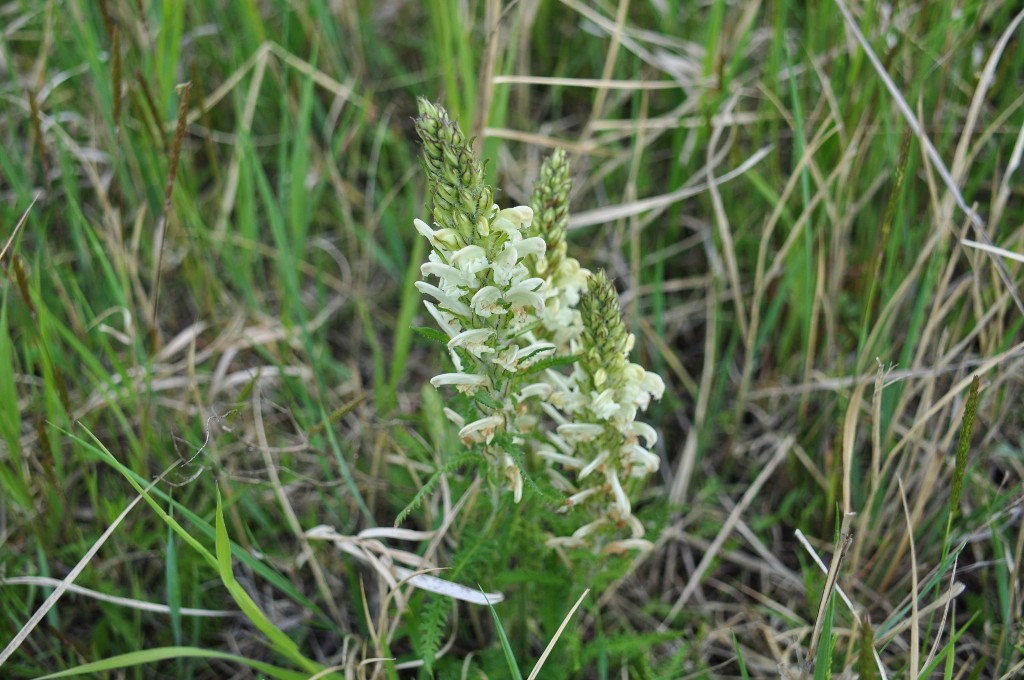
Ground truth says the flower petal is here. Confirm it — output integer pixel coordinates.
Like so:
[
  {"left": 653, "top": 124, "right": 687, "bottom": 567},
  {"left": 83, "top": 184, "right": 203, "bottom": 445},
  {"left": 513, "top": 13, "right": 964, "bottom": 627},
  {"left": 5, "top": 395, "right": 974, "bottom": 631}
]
[
  {"left": 537, "top": 446, "right": 584, "bottom": 469},
  {"left": 414, "top": 219, "right": 461, "bottom": 250},
  {"left": 514, "top": 342, "right": 556, "bottom": 370},
  {"left": 557, "top": 422, "right": 605, "bottom": 443},
  {"left": 578, "top": 450, "right": 609, "bottom": 480},
  {"left": 516, "top": 237, "right": 546, "bottom": 258},
  {"left": 470, "top": 286, "right": 506, "bottom": 317},
  {"left": 458, "top": 414, "right": 503, "bottom": 444},
  {"left": 508, "top": 205, "right": 533, "bottom": 226},
  {"left": 589, "top": 389, "right": 620, "bottom": 420},
  {"left": 450, "top": 245, "right": 489, "bottom": 274},
  {"left": 624, "top": 443, "right": 660, "bottom": 474},
  {"left": 443, "top": 407, "right": 465, "bottom": 427},
  {"left": 423, "top": 301, "right": 461, "bottom": 339},
  {"left": 566, "top": 486, "right": 599, "bottom": 507},
  {"left": 571, "top": 517, "right": 608, "bottom": 540},
  {"left": 413, "top": 218, "right": 435, "bottom": 240},
  {"left": 415, "top": 282, "right": 471, "bottom": 317},
  {"left": 503, "top": 454, "right": 523, "bottom": 503},
  {"left": 430, "top": 372, "right": 490, "bottom": 394},
  {"left": 504, "top": 282, "right": 545, "bottom": 313},
  {"left": 642, "top": 370, "right": 666, "bottom": 401},
  {"left": 421, "top": 261, "right": 473, "bottom": 288},
  {"left": 608, "top": 469, "right": 631, "bottom": 520},
  {"left": 630, "top": 421, "right": 658, "bottom": 447},
  {"left": 517, "top": 382, "right": 553, "bottom": 400},
  {"left": 447, "top": 328, "right": 495, "bottom": 357},
  {"left": 491, "top": 244, "right": 519, "bottom": 285}
]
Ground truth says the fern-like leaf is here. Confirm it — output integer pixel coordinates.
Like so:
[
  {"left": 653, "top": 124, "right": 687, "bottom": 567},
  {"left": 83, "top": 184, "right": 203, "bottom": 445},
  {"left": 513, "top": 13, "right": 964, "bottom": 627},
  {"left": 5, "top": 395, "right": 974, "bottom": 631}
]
[
  {"left": 394, "top": 451, "right": 481, "bottom": 526},
  {"left": 413, "top": 596, "right": 449, "bottom": 674}
]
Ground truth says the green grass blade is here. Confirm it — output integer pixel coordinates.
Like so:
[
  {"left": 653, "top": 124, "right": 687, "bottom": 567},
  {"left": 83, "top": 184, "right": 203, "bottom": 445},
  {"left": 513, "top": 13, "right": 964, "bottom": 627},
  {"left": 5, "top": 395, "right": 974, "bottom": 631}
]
[
  {"left": 213, "top": 490, "right": 330, "bottom": 677},
  {"left": 165, "top": 519, "right": 182, "bottom": 648},
  {"left": 483, "top": 589, "right": 523, "bottom": 680},
  {"left": 813, "top": 592, "right": 836, "bottom": 680},
  {"left": 950, "top": 375, "right": 981, "bottom": 515},
  {"left": 36, "top": 646, "right": 309, "bottom": 680}
]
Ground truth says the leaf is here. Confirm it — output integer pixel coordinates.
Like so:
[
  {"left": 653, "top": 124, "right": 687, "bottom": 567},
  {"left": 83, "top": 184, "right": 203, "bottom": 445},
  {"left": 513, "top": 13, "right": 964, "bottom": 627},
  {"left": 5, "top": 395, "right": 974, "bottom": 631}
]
[
  {"left": 36, "top": 647, "right": 308, "bottom": 680},
  {"left": 394, "top": 451, "right": 481, "bottom": 526},
  {"left": 412, "top": 325, "right": 451, "bottom": 346},
  {"left": 64, "top": 426, "right": 323, "bottom": 614},
  {"left": 813, "top": 592, "right": 836, "bottom": 680},
  {"left": 521, "top": 353, "right": 580, "bottom": 376},
  {"left": 950, "top": 375, "right": 980, "bottom": 515},
  {"left": 413, "top": 597, "right": 449, "bottom": 673},
  {"left": 212, "top": 491, "right": 329, "bottom": 677},
  {"left": 733, "top": 633, "right": 750, "bottom": 680},
  {"left": 473, "top": 390, "right": 503, "bottom": 410},
  {"left": 482, "top": 589, "right": 523, "bottom": 680},
  {"left": 857, "top": 619, "right": 878, "bottom": 680}
]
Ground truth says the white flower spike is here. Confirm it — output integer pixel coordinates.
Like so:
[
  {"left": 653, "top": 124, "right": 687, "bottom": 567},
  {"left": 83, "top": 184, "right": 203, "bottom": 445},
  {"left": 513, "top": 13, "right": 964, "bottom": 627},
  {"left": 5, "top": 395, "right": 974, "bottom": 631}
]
[{"left": 415, "top": 100, "right": 665, "bottom": 553}]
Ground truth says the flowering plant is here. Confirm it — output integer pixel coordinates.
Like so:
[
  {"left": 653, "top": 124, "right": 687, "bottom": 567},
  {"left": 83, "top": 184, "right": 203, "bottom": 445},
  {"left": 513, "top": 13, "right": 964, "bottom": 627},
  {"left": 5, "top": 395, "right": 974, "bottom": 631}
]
[{"left": 413, "top": 99, "right": 664, "bottom": 554}]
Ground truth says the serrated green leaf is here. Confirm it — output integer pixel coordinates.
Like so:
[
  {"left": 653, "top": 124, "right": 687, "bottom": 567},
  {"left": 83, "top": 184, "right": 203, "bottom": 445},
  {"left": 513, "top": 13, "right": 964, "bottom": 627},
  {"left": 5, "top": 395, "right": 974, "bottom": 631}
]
[
  {"left": 395, "top": 451, "right": 481, "bottom": 526},
  {"left": 413, "top": 325, "right": 451, "bottom": 346},
  {"left": 474, "top": 390, "right": 503, "bottom": 410},
  {"left": 522, "top": 353, "right": 580, "bottom": 376},
  {"left": 413, "top": 597, "right": 449, "bottom": 673}
]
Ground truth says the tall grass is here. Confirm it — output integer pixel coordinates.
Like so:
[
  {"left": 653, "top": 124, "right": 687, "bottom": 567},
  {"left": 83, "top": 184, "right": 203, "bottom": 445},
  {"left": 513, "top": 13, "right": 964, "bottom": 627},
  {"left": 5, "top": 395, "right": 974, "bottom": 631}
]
[{"left": 1, "top": 0, "right": 1022, "bottom": 677}]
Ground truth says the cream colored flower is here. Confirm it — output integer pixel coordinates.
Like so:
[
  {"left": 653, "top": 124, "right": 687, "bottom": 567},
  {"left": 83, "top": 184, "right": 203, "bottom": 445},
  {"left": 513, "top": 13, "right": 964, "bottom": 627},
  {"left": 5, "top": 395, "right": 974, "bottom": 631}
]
[
  {"left": 566, "top": 486, "right": 599, "bottom": 507},
  {"left": 589, "top": 389, "right": 620, "bottom": 420},
  {"left": 516, "top": 382, "right": 553, "bottom": 401},
  {"left": 443, "top": 407, "right": 465, "bottom": 427},
  {"left": 630, "top": 421, "right": 658, "bottom": 446},
  {"left": 503, "top": 453, "right": 523, "bottom": 503},
  {"left": 536, "top": 445, "right": 584, "bottom": 469},
  {"left": 447, "top": 328, "right": 495, "bottom": 357},
  {"left": 470, "top": 286, "right": 505, "bottom": 317},
  {"left": 414, "top": 219, "right": 461, "bottom": 251},
  {"left": 490, "top": 244, "right": 523, "bottom": 286},
  {"left": 459, "top": 415, "right": 504, "bottom": 444},
  {"left": 450, "top": 244, "right": 489, "bottom": 275},
  {"left": 513, "top": 342, "right": 556, "bottom": 370},
  {"left": 516, "top": 237, "right": 547, "bottom": 258},
  {"left": 423, "top": 301, "right": 461, "bottom": 340},
  {"left": 430, "top": 373, "right": 490, "bottom": 394},
  {"left": 504, "top": 278, "right": 545, "bottom": 313},
  {"left": 557, "top": 422, "right": 604, "bottom": 443},
  {"left": 421, "top": 261, "right": 475, "bottom": 288},
  {"left": 624, "top": 443, "right": 660, "bottom": 476},
  {"left": 607, "top": 469, "right": 630, "bottom": 520},
  {"left": 577, "top": 450, "right": 609, "bottom": 480},
  {"left": 415, "top": 282, "right": 471, "bottom": 317}
]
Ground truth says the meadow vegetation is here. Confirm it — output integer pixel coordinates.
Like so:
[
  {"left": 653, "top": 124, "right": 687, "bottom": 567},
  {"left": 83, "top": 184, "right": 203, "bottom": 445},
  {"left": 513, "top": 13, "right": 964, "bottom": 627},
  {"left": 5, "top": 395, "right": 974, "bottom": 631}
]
[{"left": 1, "top": 1, "right": 1023, "bottom": 677}]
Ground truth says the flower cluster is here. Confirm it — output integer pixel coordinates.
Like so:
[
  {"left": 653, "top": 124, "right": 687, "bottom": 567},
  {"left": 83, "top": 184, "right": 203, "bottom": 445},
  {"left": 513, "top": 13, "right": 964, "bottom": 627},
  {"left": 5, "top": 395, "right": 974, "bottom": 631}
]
[
  {"left": 413, "top": 99, "right": 664, "bottom": 553},
  {"left": 539, "top": 271, "right": 664, "bottom": 553},
  {"left": 526, "top": 149, "right": 589, "bottom": 352},
  {"left": 414, "top": 99, "right": 558, "bottom": 502}
]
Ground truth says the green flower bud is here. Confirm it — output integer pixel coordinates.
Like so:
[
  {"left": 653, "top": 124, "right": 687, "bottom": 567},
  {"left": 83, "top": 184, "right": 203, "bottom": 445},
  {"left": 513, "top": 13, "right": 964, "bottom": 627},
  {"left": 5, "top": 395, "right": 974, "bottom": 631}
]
[
  {"left": 579, "top": 271, "right": 630, "bottom": 388},
  {"left": 529, "top": 149, "right": 571, "bottom": 274},
  {"left": 415, "top": 98, "right": 493, "bottom": 243}
]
